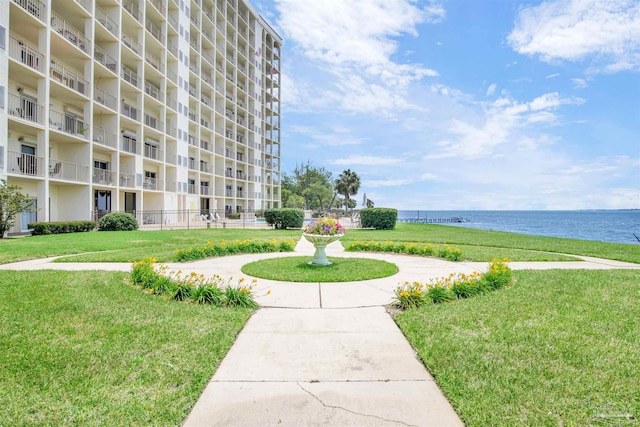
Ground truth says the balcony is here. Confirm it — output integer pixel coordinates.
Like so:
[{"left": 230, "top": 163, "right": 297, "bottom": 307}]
[
  {"left": 145, "top": 18, "right": 164, "bottom": 42},
  {"left": 144, "top": 81, "right": 163, "bottom": 101},
  {"left": 11, "top": 0, "right": 47, "bottom": 23},
  {"left": 49, "top": 109, "right": 89, "bottom": 139},
  {"left": 200, "top": 186, "right": 212, "bottom": 196},
  {"left": 94, "top": 46, "right": 117, "bottom": 73},
  {"left": 119, "top": 172, "right": 136, "bottom": 187},
  {"left": 93, "top": 127, "right": 118, "bottom": 149},
  {"left": 143, "top": 177, "right": 162, "bottom": 190},
  {"left": 188, "top": 184, "right": 197, "bottom": 194},
  {"left": 48, "top": 158, "right": 90, "bottom": 183},
  {"left": 199, "top": 163, "right": 211, "bottom": 173},
  {"left": 145, "top": 51, "right": 163, "bottom": 71},
  {"left": 122, "top": 33, "right": 141, "bottom": 55},
  {"left": 50, "top": 61, "right": 88, "bottom": 96},
  {"left": 93, "top": 167, "right": 116, "bottom": 185},
  {"left": 7, "top": 150, "right": 44, "bottom": 177},
  {"left": 51, "top": 11, "right": 90, "bottom": 54},
  {"left": 8, "top": 36, "right": 44, "bottom": 73},
  {"left": 143, "top": 143, "right": 162, "bottom": 160},
  {"left": 123, "top": 0, "right": 142, "bottom": 22},
  {"left": 122, "top": 66, "right": 140, "bottom": 88},
  {"left": 144, "top": 114, "right": 163, "bottom": 131},
  {"left": 121, "top": 136, "right": 138, "bottom": 154},
  {"left": 8, "top": 94, "right": 44, "bottom": 125},
  {"left": 94, "top": 86, "right": 118, "bottom": 110},
  {"left": 96, "top": 6, "right": 118, "bottom": 36},
  {"left": 122, "top": 102, "right": 139, "bottom": 121}
]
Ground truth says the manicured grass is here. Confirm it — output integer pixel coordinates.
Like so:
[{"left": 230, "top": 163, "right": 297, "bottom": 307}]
[
  {"left": 0, "top": 229, "right": 301, "bottom": 264},
  {"left": 241, "top": 256, "right": 399, "bottom": 282},
  {"left": 343, "top": 223, "right": 640, "bottom": 263},
  {"left": 0, "top": 270, "right": 251, "bottom": 425},
  {"left": 395, "top": 269, "right": 640, "bottom": 426}
]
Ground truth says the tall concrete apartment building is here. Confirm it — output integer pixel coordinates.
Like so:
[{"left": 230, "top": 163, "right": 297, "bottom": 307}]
[{"left": 0, "top": 0, "right": 281, "bottom": 232}]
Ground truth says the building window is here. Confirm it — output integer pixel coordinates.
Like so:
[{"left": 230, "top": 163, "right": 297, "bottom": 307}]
[
  {"left": 0, "top": 26, "right": 5, "bottom": 50},
  {"left": 0, "top": 85, "right": 4, "bottom": 109}
]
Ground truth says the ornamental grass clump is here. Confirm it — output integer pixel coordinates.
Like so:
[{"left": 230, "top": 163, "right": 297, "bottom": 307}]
[
  {"left": 346, "top": 240, "right": 463, "bottom": 261},
  {"left": 303, "top": 217, "right": 345, "bottom": 235},
  {"left": 130, "top": 257, "right": 258, "bottom": 308},
  {"left": 174, "top": 238, "right": 296, "bottom": 262},
  {"left": 393, "top": 259, "right": 513, "bottom": 310}
]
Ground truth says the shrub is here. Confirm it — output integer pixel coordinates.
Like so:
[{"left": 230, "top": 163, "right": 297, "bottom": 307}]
[
  {"left": 264, "top": 208, "right": 304, "bottom": 229},
  {"left": 29, "top": 221, "right": 96, "bottom": 235},
  {"left": 98, "top": 212, "right": 138, "bottom": 231},
  {"left": 360, "top": 208, "right": 397, "bottom": 230},
  {"left": 227, "top": 213, "right": 241, "bottom": 220}
]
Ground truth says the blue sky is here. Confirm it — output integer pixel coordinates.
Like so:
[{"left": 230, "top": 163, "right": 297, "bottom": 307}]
[{"left": 255, "top": 0, "right": 640, "bottom": 210}]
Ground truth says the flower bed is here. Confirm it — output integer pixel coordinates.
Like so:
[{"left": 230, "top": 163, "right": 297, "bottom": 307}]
[
  {"left": 393, "top": 259, "right": 513, "bottom": 309},
  {"left": 174, "top": 238, "right": 296, "bottom": 262},
  {"left": 345, "top": 240, "right": 463, "bottom": 261},
  {"left": 131, "top": 257, "right": 261, "bottom": 308}
]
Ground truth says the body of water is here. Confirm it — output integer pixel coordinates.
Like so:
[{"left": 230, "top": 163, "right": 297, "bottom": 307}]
[{"left": 397, "top": 210, "right": 640, "bottom": 245}]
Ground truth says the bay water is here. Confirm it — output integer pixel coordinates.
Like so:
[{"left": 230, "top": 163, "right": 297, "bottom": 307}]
[{"left": 397, "top": 210, "right": 640, "bottom": 245}]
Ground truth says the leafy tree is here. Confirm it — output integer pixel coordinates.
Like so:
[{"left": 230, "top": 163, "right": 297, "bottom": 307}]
[
  {"left": 366, "top": 198, "right": 375, "bottom": 208},
  {"left": 282, "top": 162, "right": 334, "bottom": 211},
  {"left": 0, "top": 180, "right": 34, "bottom": 238},
  {"left": 334, "top": 169, "right": 361, "bottom": 214}
]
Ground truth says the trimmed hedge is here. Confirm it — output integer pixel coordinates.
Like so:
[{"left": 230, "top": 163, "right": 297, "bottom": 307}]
[
  {"left": 360, "top": 208, "right": 398, "bottom": 230},
  {"left": 264, "top": 208, "right": 304, "bottom": 229},
  {"left": 98, "top": 212, "right": 138, "bottom": 231},
  {"left": 29, "top": 221, "right": 96, "bottom": 235}
]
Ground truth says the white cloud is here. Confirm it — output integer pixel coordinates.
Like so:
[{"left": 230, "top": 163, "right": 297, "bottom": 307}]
[
  {"left": 545, "top": 73, "right": 560, "bottom": 79},
  {"left": 332, "top": 155, "right": 403, "bottom": 166},
  {"left": 571, "top": 78, "right": 589, "bottom": 88},
  {"left": 274, "top": 0, "right": 443, "bottom": 116},
  {"left": 486, "top": 83, "right": 497, "bottom": 97},
  {"left": 507, "top": 0, "right": 640, "bottom": 72},
  {"left": 365, "top": 179, "right": 414, "bottom": 187},
  {"left": 425, "top": 92, "right": 585, "bottom": 159}
]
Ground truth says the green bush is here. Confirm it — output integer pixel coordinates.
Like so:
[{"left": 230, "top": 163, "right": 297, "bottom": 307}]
[
  {"left": 360, "top": 208, "right": 397, "bottom": 230},
  {"left": 29, "top": 221, "right": 96, "bottom": 235},
  {"left": 98, "top": 212, "right": 138, "bottom": 231},
  {"left": 227, "top": 213, "right": 241, "bottom": 220},
  {"left": 264, "top": 208, "right": 304, "bottom": 229}
]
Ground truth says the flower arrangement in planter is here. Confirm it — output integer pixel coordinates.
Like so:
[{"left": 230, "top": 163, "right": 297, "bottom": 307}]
[
  {"left": 303, "top": 217, "right": 345, "bottom": 236},
  {"left": 303, "top": 217, "right": 345, "bottom": 265}
]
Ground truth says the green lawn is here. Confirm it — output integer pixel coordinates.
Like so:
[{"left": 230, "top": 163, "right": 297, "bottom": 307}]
[
  {"left": 395, "top": 269, "right": 640, "bottom": 426},
  {"left": 2, "top": 223, "right": 637, "bottom": 264},
  {"left": 241, "top": 256, "right": 399, "bottom": 282},
  {"left": 0, "top": 271, "right": 250, "bottom": 425},
  {"left": 0, "top": 228, "right": 301, "bottom": 264},
  {"left": 343, "top": 223, "right": 640, "bottom": 263}
]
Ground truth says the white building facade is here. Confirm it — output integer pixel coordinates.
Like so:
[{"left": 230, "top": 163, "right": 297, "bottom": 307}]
[{"left": 0, "top": 0, "right": 281, "bottom": 232}]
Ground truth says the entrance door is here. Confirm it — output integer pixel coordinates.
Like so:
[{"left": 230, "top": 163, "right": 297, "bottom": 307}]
[
  {"left": 200, "top": 197, "right": 210, "bottom": 216},
  {"left": 94, "top": 190, "right": 111, "bottom": 219},
  {"left": 20, "top": 144, "right": 36, "bottom": 175},
  {"left": 21, "top": 198, "right": 37, "bottom": 232},
  {"left": 124, "top": 192, "right": 136, "bottom": 214}
]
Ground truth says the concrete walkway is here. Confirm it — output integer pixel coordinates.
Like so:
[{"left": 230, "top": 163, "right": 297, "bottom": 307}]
[{"left": 1, "top": 240, "right": 639, "bottom": 426}]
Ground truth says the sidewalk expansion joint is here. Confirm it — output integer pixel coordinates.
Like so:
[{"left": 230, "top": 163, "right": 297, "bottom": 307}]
[
  {"left": 319, "top": 283, "right": 323, "bottom": 308},
  {"left": 296, "top": 382, "right": 420, "bottom": 427}
]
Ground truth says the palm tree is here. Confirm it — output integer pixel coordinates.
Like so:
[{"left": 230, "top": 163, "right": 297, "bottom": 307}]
[{"left": 334, "top": 169, "right": 361, "bottom": 214}]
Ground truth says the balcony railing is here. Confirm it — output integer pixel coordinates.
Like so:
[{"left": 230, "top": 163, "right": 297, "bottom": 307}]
[
  {"left": 145, "top": 18, "right": 164, "bottom": 42},
  {"left": 9, "top": 36, "right": 44, "bottom": 73},
  {"left": 48, "top": 158, "right": 89, "bottom": 182},
  {"left": 188, "top": 184, "right": 197, "bottom": 194},
  {"left": 51, "top": 11, "right": 90, "bottom": 54},
  {"left": 200, "top": 186, "right": 211, "bottom": 195},
  {"left": 166, "top": 96, "right": 177, "bottom": 110},
  {"left": 96, "top": 6, "right": 118, "bottom": 36},
  {"left": 123, "top": 0, "right": 141, "bottom": 22},
  {"left": 93, "top": 127, "right": 118, "bottom": 149},
  {"left": 144, "top": 81, "right": 163, "bottom": 101},
  {"left": 145, "top": 51, "right": 163, "bottom": 71},
  {"left": 143, "top": 177, "right": 163, "bottom": 190},
  {"left": 119, "top": 172, "right": 136, "bottom": 187},
  {"left": 8, "top": 93, "right": 44, "bottom": 125},
  {"left": 49, "top": 109, "right": 89, "bottom": 139},
  {"left": 93, "top": 167, "right": 116, "bottom": 185},
  {"left": 200, "top": 163, "right": 211, "bottom": 173},
  {"left": 8, "top": 150, "right": 44, "bottom": 177},
  {"left": 149, "top": 0, "right": 165, "bottom": 14},
  {"left": 94, "top": 46, "right": 117, "bottom": 73},
  {"left": 94, "top": 86, "right": 118, "bottom": 110},
  {"left": 50, "top": 61, "right": 88, "bottom": 96},
  {"left": 11, "top": 0, "right": 46, "bottom": 22},
  {"left": 144, "top": 113, "right": 163, "bottom": 131},
  {"left": 122, "top": 33, "right": 141, "bottom": 54},
  {"left": 122, "top": 102, "right": 139, "bottom": 121},
  {"left": 122, "top": 66, "right": 139, "bottom": 88},
  {"left": 143, "top": 143, "right": 162, "bottom": 160},
  {"left": 121, "top": 137, "right": 138, "bottom": 154}
]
